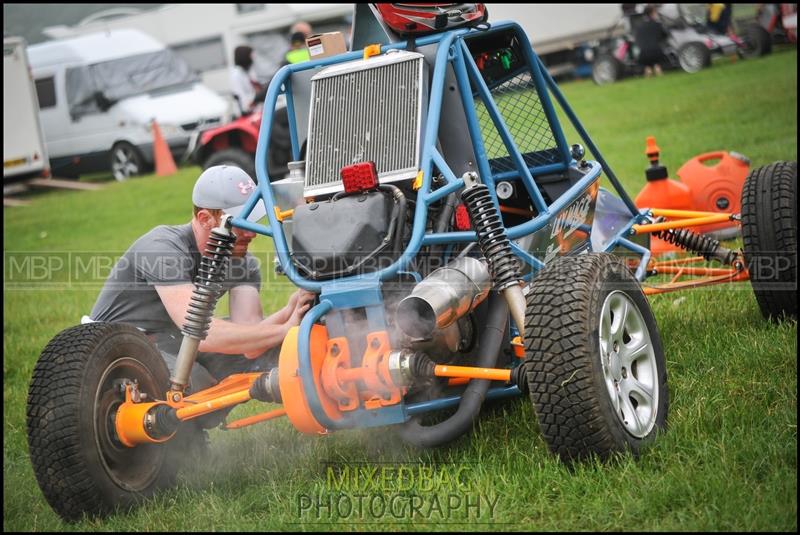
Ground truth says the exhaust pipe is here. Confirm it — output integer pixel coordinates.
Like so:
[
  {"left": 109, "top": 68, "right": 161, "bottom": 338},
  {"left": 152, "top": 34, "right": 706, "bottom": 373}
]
[{"left": 396, "top": 256, "right": 491, "bottom": 340}]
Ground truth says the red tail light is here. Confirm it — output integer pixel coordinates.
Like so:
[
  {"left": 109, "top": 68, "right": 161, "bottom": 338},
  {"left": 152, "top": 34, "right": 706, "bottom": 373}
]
[{"left": 341, "top": 161, "right": 379, "bottom": 193}]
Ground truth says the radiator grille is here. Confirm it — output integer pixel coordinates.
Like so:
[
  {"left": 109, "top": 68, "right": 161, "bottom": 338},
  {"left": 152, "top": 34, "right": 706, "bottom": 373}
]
[{"left": 305, "top": 52, "right": 426, "bottom": 195}]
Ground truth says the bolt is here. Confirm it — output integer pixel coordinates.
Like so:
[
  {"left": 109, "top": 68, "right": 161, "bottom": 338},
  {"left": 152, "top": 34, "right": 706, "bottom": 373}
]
[
  {"left": 621, "top": 367, "right": 628, "bottom": 379},
  {"left": 171, "top": 393, "right": 182, "bottom": 403},
  {"left": 613, "top": 342, "right": 619, "bottom": 353},
  {"left": 331, "top": 344, "right": 340, "bottom": 357},
  {"left": 370, "top": 338, "right": 381, "bottom": 349}
]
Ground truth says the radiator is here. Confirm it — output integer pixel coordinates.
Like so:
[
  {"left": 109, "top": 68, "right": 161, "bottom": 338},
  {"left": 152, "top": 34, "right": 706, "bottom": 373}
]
[{"left": 304, "top": 50, "right": 427, "bottom": 196}]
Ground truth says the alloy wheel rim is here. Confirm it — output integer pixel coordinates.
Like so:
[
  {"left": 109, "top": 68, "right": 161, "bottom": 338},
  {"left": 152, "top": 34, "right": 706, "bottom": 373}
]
[
  {"left": 598, "top": 291, "right": 659, "bottom": 438},
  {"left": 112, "top": 147, "right": 139, "bottom": 181},
  {"left": 681, "top": 46, "right": 704, "bottom": 72}
]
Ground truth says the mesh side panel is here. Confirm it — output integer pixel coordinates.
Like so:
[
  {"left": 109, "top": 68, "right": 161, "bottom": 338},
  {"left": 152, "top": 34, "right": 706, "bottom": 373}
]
[{"left": 473, "top": 71, "right": 562, "bottom": 175}]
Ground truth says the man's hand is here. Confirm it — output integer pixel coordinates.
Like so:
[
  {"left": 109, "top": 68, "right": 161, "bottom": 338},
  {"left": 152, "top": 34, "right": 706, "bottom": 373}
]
[
  {"left": 243, "top": 290, "right": 314, "bottom": 359},
  {"left": 275, "top": 288, "right": 315, "bottom": 324},
  {"left": 285, "top": 291, "right": 314, "bottom": 328}
]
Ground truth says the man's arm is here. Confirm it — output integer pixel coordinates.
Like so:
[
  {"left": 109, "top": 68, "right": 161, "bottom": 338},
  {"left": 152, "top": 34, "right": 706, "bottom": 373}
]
[
  {"left": 155, "top": 284, "right": 290, "bottom": 355},
  {"left": 229, "top": 285, "right": 263, "bottom": 324}
]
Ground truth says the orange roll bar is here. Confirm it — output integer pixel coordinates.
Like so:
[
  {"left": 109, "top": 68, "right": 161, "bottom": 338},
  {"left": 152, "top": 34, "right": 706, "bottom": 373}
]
[{"left": 434, "top": 365, "right": 512, "bottom": 382}]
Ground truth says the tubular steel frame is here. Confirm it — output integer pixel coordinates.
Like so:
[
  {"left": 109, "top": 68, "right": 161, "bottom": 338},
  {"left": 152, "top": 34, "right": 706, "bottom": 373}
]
[{"left": 116, "top": 22, "right": 750, "bottom": 440}]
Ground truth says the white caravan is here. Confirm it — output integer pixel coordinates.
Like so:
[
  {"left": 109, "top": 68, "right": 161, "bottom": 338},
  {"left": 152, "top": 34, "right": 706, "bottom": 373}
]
[{"left": 3, "top": 36, "right": 50, "bottom": 182}]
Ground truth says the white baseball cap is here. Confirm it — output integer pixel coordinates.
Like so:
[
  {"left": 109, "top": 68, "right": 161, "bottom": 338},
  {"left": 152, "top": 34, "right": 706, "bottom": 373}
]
[{"left": 192, "top": 165, "right": 267, "bottom": 222}]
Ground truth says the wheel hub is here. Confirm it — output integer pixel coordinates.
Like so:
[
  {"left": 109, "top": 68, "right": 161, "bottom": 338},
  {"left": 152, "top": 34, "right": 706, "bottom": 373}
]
[{"left": 94, "top": 358, "right": 166, "bottom": 491}]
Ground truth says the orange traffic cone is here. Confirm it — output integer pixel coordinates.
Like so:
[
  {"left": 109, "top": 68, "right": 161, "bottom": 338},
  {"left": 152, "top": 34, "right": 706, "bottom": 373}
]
[{"left": 151, "top": 119, "right": 177, "bottom": 176}]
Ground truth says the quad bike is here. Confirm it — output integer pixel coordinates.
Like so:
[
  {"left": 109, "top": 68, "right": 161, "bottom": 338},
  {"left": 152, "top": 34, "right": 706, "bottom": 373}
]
[
  {"left": 738, "top": 3, "right": 798, "bottom": 58},
  {"left": 27, "top": 6, "right": 797, "bottom": 522},
  {"left": 190, "top": 105, "right": 293, "bottom": 183}
]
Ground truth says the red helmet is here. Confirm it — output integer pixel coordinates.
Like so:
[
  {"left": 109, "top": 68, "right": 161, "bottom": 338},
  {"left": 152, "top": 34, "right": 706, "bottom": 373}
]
[{"left": 373, "top": 4, "right": 488, "bottom": 35}]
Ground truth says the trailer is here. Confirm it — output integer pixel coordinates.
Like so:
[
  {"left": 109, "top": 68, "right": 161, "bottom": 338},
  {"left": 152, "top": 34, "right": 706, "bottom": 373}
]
[{"left": 3, "top": 36, "right": 49, "bottom": 183}]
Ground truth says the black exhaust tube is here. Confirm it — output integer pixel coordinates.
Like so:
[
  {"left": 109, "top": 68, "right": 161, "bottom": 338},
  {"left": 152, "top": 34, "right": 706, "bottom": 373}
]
[{"left": 395, "top": 291, "right": 508, "bottom": 448}]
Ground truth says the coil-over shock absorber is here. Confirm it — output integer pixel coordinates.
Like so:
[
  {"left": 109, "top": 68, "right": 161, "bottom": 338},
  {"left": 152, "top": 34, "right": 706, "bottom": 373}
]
[
  {"left": 169, "top": 219, "right": 236, "bottom": 393},
  {"left": 655, "top": 228, "right": 740, "bottom": 266},
  {"left": 460, "top": 172, "right": 526, "bottom": 337}
]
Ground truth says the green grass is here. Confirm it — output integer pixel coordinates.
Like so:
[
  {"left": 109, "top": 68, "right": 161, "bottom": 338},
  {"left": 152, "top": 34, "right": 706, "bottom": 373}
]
[{"left": 3, "top": 49, "right": 797, "bottom": 531}]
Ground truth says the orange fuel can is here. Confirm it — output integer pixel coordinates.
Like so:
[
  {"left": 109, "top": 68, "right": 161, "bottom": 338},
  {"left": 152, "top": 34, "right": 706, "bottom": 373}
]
[{"left": 676, "top": 151, "right": 750, "bottom": 237}]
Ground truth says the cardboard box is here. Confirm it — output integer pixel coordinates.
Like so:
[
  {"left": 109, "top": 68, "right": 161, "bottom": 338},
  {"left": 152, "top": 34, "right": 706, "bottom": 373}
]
[{"left": 306, "top": 32, "right": 347, "bottom": 60}]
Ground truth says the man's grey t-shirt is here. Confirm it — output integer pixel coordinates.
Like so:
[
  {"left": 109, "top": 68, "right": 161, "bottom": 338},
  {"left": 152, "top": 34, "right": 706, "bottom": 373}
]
[{"left": 91, "top": 223, "right": 260, "bottom": 343}]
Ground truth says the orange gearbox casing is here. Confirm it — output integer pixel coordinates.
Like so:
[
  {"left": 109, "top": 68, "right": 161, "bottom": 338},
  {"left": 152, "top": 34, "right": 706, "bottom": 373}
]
[
  {"left": 676, "top": 151, "right": 750, "bottom": 236},
  {"left": 634, "top": 136, "right": 694, "bottom": 254},
  {"left": 278, "top": 325, "right": 343, "bottom": 434}
]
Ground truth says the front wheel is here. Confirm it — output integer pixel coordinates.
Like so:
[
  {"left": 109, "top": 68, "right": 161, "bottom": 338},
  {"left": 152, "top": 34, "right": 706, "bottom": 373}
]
[
  {"left": 522, "top": 253, "right": 668, "bottom": 462},
  {"left": 27, "top": 323, "right": 178, "bottom": 521}
]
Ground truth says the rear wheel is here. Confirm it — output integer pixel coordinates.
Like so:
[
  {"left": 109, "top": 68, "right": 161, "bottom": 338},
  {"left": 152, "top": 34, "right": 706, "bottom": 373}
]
[
  {"left": 741, "top": 161, "right": 798, "bottom": 320},
  {"left": 678, "top": 42, "right": 711, "bottom": 73},
  {"left": 522, "top": 254, "right": 668, "bottom": 462},
  {"left": 742, "top": 23, "right": 772, "bottom": 57},
  {"left": 110, "top": 142, "right": 147, "bottom": 181},
  {"left": 27, "top": 323, "right": 178, "bottom": 521}
]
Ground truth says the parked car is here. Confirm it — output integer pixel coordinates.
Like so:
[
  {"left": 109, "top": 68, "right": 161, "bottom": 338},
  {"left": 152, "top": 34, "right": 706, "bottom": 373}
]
[
  {"left": 27, "top": 29, "right": 231, "bottom": 180},
  {"left": 591, "top": 4, "right": 745, "bottom": 85}
]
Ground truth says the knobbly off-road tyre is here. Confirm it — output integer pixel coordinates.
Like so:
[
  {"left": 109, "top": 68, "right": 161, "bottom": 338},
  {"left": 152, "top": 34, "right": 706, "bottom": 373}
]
[
  {"left": 27, "top": 322, "right": 178, "bottom": 522},
  {"left": 741, "top": 161, "right": 798, "bottom": 320},
  {"left": 522, "top": 253, "right": 668, "bottom": 462}
]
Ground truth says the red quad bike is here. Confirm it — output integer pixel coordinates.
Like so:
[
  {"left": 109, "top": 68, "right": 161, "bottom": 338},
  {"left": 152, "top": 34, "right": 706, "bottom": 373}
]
[
  {"left": 740, "top": 3, "right": 798, "bottom": 57},
  {"left": 192, "top": 105, "right": 293, "bottom": 182},
  {"left": 27, "top": 3, "right": 797, "bottom": 523}
]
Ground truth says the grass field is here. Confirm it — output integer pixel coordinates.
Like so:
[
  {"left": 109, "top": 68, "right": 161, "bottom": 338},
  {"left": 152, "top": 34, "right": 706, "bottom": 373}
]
[{"left": 3, "top": 48, "right": 797, "bottom": 531}]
